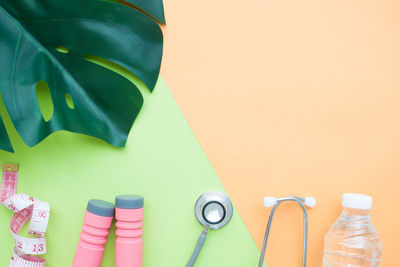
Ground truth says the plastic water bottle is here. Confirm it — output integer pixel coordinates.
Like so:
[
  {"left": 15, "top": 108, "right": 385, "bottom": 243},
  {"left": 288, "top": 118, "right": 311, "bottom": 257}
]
[{"left": 323, "top": 193, "right": 383, "bottom": 267}]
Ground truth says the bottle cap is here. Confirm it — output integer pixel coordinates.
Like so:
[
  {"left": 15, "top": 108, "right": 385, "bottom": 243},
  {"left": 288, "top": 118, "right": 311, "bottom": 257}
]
[
  {"left": 87, "top": 199, "right": 115, "bottom": 217},
  {"left": 342, "top": 193, "right": 372, "bottom": 210},
  {"left": 116, "top": 195, "right": 144, "bottom": 209}
]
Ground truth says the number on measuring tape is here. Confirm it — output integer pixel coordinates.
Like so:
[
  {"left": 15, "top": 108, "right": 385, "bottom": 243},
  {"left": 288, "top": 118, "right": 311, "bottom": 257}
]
[{"left": 1, "top": 164, "right": 50, "bottom": 267}]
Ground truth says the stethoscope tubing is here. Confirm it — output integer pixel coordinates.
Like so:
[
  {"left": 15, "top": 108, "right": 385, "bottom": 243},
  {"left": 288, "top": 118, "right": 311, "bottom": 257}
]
[
  {"left": 186, "top": 225, "right": 210, "bottom": 267},
  {"left": 258, "top": 197, "right": 308, "bottom": 267}
]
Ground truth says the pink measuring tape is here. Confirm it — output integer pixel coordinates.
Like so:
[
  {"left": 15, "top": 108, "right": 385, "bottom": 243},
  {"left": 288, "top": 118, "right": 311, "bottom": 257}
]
[{"left": 1, "top": 164, "right": 50, "bottom": 267}]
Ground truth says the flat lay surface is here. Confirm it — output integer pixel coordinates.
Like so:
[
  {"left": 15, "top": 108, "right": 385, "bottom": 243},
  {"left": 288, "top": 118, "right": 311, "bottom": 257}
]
[{"left": 1, "top": 0, "right": 399, "bottom": 266}]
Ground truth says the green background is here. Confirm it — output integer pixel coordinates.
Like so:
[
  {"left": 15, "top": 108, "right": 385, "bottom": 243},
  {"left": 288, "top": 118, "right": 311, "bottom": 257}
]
[{"left": 0, "top": 74, "right": 264, "bottom": 266}]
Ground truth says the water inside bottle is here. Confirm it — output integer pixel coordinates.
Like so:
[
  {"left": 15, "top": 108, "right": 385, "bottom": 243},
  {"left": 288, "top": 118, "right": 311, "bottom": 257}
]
[{"left": 323, "top": 208, "right": 383, "bottom": 267}]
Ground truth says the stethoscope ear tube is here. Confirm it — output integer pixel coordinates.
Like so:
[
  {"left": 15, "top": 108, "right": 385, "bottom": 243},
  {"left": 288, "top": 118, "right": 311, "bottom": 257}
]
[{"left": 258, "top": 196, "right": 315, "bottom": 267}]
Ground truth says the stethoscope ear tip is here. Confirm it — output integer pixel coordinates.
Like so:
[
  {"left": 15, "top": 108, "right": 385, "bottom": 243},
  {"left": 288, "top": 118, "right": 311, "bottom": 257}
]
[
  {"left": 263, "top": 197, "right": 277, "bottom": 208},
  {"left": 304, "top": 197, "right": 317, "bottom": 208}
]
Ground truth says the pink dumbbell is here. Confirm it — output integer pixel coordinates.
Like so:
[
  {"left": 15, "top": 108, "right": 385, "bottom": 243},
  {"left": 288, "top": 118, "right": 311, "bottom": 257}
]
[
  {"left": 72, "top": 199, "right": 115, "bottom": 267},
  {"left": 115, "top": 195, "right": 144, "bottom": 267}
]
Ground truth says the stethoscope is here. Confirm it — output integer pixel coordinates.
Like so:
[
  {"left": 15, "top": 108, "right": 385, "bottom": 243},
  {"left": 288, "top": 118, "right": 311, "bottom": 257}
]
[
  {"left": 186, "top": 191, "right": 316, "bottom": 267},
  {"left": 259, "top": 196, "right": 316, "bottom": 267},
  {"left": 186, "top": 191, "right": 233, "bottom": 267}
]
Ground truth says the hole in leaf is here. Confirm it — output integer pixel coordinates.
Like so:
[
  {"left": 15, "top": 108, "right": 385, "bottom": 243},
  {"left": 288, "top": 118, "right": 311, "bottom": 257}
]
[
  {"left": 65, "top": 93, "right": 75, "bottom": 109},
  {"left": 36, "top": 81, "right": 54, "bottom": 122},
  {"left": 55, "top": 46, "right": 69, "bottom": 54},
  {"left": 83, "top": 55, "right": 147, "bottom": 91}
]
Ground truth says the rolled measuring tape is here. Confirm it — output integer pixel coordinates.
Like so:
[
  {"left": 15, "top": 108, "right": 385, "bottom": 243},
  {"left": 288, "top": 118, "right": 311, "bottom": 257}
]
[{"left": 1, "top": 163, "right": 50, "bottom": 267}]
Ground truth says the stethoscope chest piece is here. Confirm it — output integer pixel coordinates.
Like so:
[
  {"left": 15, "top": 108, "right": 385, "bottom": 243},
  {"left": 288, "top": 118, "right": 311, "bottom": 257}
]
[
  {"left": 187, "top": 191, "right": 234, "bottom": 267},
  {"left": 195, "top": 191, "right": 233, "bottom": 230}
]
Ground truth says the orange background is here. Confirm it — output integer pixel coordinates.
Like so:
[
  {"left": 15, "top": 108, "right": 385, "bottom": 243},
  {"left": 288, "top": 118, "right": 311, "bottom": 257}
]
[{"left": 161, "top": 0, "right": 400, "bottom": 266}]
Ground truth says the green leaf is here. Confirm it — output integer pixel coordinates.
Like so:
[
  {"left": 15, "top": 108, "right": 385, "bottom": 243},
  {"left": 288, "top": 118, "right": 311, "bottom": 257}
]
[
  {"left": 0, "top": 0, "right": 164, "bottom": 152},
  {"left": 122, "top": 0, "right": 166, "bottom": 24},
  {"left": 0, "top": 116, "right": 12, "bottom": 152}
]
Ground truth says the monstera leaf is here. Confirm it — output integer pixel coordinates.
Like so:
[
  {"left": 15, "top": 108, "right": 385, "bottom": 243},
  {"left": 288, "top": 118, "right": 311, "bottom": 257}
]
[{"left": 0, "top": 0, "right": 164, "bottom": 152}]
